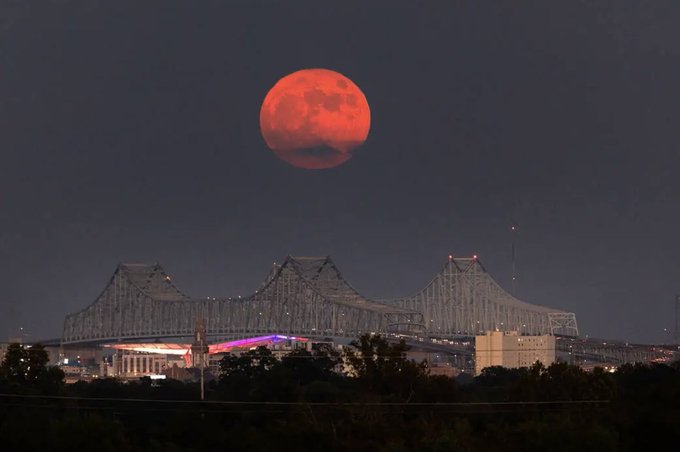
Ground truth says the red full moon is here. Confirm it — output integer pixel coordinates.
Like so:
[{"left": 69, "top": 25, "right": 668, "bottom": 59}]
[{"left": 259, "top": 68, "right": 371, "bottom": 169}]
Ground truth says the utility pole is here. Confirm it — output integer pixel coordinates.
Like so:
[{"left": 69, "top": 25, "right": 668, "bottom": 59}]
[
  {"left": 200, "top": 334, "right": 205, "bottom": 401},
  {"left": 192, "top": 312, "right": 209, "bottom": 400},
  {"left": 510, "top": 224, "right": 518, "bottom": 295}
]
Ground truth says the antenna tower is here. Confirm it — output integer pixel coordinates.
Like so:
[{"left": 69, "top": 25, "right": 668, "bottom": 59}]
[
  {"left": 510, "top": 224, "right": 518, "bottom": 295},
  {"left": 675, "top": 295, "right": 680, "bottom": 344}
]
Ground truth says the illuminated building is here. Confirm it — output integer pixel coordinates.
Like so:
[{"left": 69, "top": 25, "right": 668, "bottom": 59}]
[
  {"left": 112, "top": 352, "right": 170, "bottom": 378},
  {"left": 0, "top": 343, "right": 9, "bottom": 363},
  {"left": 475, "top": 330, "right": 556, "bottom": 375},
  {"left": 103, "top": 334, "right": 312, "bottom": 379}
]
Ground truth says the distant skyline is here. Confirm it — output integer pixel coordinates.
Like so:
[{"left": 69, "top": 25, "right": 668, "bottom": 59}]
[{"left": 1, "top": 1, "right": 679, "bottom": 343}]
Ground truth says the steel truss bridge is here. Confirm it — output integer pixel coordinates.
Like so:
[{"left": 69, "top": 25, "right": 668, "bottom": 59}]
[
  {"left": 388, "top": 256, "right": 577, "bottom": 337},
  {"left": 62, "top": 255, "right": 578, "bottom": 345}
]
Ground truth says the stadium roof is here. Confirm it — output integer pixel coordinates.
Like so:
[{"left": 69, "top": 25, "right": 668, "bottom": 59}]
[{"left": 104, "top": 335, "right": 309, "bottom": 356}]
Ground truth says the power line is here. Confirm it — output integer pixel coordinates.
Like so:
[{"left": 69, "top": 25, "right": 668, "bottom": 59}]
[{"left": 0, "top": 393, "right": 610, "bottom": 407}]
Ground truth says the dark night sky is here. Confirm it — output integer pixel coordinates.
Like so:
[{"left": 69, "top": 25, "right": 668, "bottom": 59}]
[{"left": 1, "top": 1, "right": 678, "bottom": 343}]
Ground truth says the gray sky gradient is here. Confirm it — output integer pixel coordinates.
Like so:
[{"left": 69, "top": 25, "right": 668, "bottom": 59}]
[{"left": 0, "top": 1, "right": 678, "bottom": 343}]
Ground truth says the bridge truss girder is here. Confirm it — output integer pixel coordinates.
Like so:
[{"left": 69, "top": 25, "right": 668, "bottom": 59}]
[
  {"left": 62, "top": 255, "right": 577, "bottom": 345},
  {"left": 388, "top": 257, "right": 578, "bottom": 337},
  {"left": 62, "top": 258, "right": 424, "bottom": 344}
]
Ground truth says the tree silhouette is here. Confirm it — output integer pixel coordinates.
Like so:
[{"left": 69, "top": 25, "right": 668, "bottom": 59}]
[
  {"left": 344, "top": 334, "right": 429, "bottom": 400},
  {"left": 0, "top": 343, "right": 64, "bottom": 391}
]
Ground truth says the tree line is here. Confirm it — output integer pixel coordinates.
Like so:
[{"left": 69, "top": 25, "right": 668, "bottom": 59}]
[{"left": 1, "top": 335, "right": 679, "bottom": 451}]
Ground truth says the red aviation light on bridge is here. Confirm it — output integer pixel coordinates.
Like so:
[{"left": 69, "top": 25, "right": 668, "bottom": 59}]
[
  {"left": 472, "top": 255, "right": 478, "bottom": 260},
  {"left": 448, "top": 255, "right": 453, "bottom": 261}
]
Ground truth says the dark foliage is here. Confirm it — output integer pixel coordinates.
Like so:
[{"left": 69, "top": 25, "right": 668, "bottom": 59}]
[
  {"left": 0, "top": 343, "right": 65, "bottom": 394},
  {"left": 1, "top": 336, "right": 679, "bottom": 451}
]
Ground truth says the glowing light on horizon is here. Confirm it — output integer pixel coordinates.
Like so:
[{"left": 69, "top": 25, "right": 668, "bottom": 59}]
[{"left": 104, "top": 334, "right": 310, "bottom": 356}]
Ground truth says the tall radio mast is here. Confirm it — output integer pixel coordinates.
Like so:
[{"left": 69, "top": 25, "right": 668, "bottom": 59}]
[{"left": 510, "top": 224, "right": 518, "bottom": 295}]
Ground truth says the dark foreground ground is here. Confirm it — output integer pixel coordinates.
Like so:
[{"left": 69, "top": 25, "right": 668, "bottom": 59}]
[{"left": 1, "top": 336, "right": 679, "bottom": 451}]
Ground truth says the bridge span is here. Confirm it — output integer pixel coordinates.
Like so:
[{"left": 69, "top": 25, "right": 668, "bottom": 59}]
[{"left": 62, "top": 255, "right": 578, "bottom": 345}]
